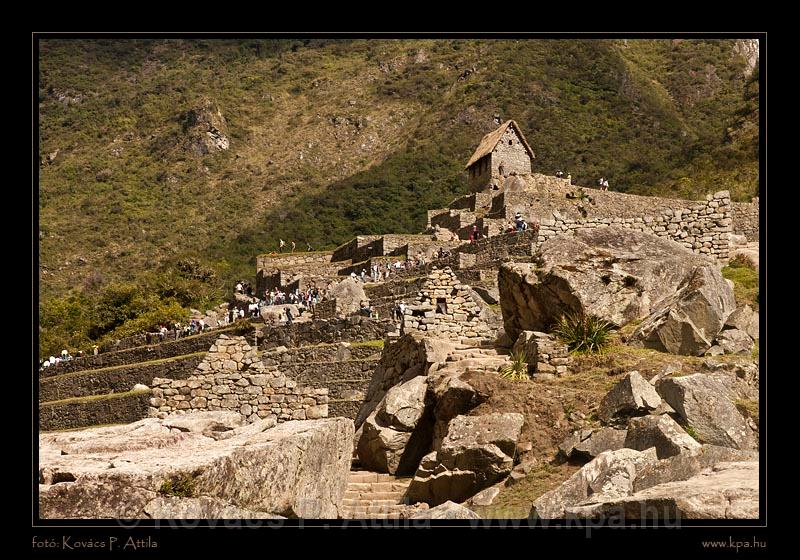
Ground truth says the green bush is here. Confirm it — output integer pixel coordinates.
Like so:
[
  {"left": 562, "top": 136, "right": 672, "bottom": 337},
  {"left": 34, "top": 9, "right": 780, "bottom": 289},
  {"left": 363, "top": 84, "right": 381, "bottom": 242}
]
[
  {"left": 553, "top": 312, "right": 613, "bottom": 353},
  {"left": 500, "top": 350, "right": 530, "bottom": 381}
]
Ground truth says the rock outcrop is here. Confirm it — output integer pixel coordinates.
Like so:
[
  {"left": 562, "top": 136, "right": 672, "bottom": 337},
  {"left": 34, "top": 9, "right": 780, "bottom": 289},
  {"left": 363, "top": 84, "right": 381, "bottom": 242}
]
[
  {"left": 724, "top": 304, "right": 759, "bottom": 341},
  {"left": 409, "top": 501, "right": 480, "bottom": 520},
  {"left": 598, "top": 371, "right": 662, "bottom": 424},
  {"left": 530, "top": 448, "right": 658, "bottom": 518},
  {"left": 357, "top": 376, "right": 433, "bottom": 475},
  {"left": 39, "top": 413, "right": 353, "bottom": 519},
  {"left": 631, "top": 265, "right": 736, "bottom": 356},
  {"left": 657, "top": 374, "right": 755, "bottom": 450},
  {"left": 328, "top": 277, "right": 369, "bottom": 317},
  {"left": 183, "top": 98, "right": 230, "bottom": 155},
  {"left": 406, "top": 413, "right": 524, "bottom": 506},
  {"left": 624, "top": 414, "right": 701, "bottom": 459},
  {"left": 565, "top": 461, "right": 758, "bottom": 519},
  {"left": 499, "top": 227, "right": 714, "bottom": 340},
  {"left": 559, "top": 427, "right": 628, "bottom": 461}
]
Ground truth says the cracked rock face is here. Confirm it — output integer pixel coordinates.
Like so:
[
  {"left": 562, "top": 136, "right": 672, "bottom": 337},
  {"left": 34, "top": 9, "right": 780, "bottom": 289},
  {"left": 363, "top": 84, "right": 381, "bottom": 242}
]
[
  {"left": 39, "top": 413, "right": 353, "bottom": 519},
  {"left": 183, "top": 99, "right": 230, "bottom": 155},
  {"left": 499, "top": 227, "right": 713, "bottom": 340}
]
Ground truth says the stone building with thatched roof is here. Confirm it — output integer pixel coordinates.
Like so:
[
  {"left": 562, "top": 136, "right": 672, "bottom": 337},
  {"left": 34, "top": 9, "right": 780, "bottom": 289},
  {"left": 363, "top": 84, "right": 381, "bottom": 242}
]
[{"left": 465, "top": 120, "right": 535, "bottom": 192}]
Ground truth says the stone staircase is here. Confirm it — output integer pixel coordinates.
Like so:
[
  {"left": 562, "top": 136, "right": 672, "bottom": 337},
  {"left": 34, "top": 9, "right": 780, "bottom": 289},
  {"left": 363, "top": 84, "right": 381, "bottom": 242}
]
[{"left": 340, "top": 470, "right": 420, "bottom": 519}]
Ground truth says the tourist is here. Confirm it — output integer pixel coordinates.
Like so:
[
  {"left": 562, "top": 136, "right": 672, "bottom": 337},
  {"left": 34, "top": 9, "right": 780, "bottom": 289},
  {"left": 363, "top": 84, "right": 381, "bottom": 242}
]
[
  {"left": 361, "top": 269, "right": 366, "bottom": 283},
  {"left": 307, "top": 242, "right": 313, "bottom": 251},
  {"left": 291, "top": 241, "right": 296, "bottom": 253},
  {"left": 286, "top": 308, "right": 294, "bottom": 325},
  {"left": 556, "top": 170, "right": 564, "bottom": 178},
  {"left": 603, "top": 178, "right": 610, "bottom": 191},
  {"left": 92, "top": 344, "right": 99, "bottom": 356},
  {"left": 567, "top": 173, "right": 572, "bottom": 184},
  {"left": 279, "top": 239, "right": 286, "bottom": 252},
  {"left": 235, "top": 281, "right": 243, "bottom": 293},
  {"left": 598, "top": 177, "right": 604, "bottom": 189}
]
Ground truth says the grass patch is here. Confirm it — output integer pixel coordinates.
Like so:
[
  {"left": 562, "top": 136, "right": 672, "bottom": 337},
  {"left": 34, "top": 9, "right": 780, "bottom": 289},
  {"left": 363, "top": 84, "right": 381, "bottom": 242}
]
[
  {"left": 40, "top": 387, "right": 151, "bottom": 407},
  {"left": 350, "top": 339, "right": 385, "bottom": 348},
  {"left": 158, "top": 472, "right": 196, "bottom": 498},
  {"left": 684, "top": 424, "right": 703, "bottom": 443},
  {"left": 722, "top": 264, "right": 759, "bottom": 311},
  {"left": 470, "top": 461, "right": 579, "bottom": 519},
  {"left": 751, "top": 341, "right": 759, "bottom": 360}
]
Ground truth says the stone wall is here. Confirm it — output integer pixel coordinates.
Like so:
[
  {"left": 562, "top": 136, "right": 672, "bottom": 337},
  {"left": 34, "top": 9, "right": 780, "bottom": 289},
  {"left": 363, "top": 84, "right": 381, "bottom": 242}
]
[
  {"left": 255, "top": 252, "right": 338, "bottom": 294},
  {"left": 40, "top": 323, "right": 252, "bottom": 378},
  {"left": 732, "top": 200, "right": 759, "bottom": 241},
  {"left": 40, "top": 390, "right": 151, "bottom": 432},
  {"left": 39, "top": 354, "right": 205, "bottom": 402},
  {"left": 514, "top": 331, "right": 571, "bottom": 378},
  {"left": 150, "top": 335, "right": 328, "bottom": 423},
  {"left": 402, "top": 267, "right": 493, "bottom": 345},
  {"left": 447, "top": 192, "right": 492, "bottom": 212},
  {"left": 468, "top": 154, "right": 492, "bottom": 192},
  {"left": 536, "top": 191, "right": 731, "bottom": 260},
  {"left": 491, "top": 126, "right": 533, "bottom": 178},
  {"left": 431, "top": 209, "right": 476, "bottom": 233},
  {"left": 259, "top": 316, "right": 393, "bottom": 348},
  {"left": 455, "top": 230, "right": 538, "bottom": 268}
]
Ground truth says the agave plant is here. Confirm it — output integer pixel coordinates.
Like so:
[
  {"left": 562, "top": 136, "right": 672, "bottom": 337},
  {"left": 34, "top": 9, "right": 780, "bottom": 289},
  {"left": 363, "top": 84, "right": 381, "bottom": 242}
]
[
  {"left": 500, "top": 350, "right": 530, "bottom": 381},
  {"left": 553, "top": 312, "right": 612, "bottom": 353}
]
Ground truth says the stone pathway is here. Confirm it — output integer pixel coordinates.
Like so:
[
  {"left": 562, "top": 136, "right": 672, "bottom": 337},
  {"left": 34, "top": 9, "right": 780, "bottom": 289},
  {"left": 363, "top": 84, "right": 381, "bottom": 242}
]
[{"left": 340, "top": 470, "right": 422, "bottom": 519}]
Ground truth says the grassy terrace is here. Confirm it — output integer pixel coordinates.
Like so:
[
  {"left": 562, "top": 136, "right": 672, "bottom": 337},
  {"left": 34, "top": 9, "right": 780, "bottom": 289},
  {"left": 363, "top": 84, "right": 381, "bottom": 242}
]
[
  {"left": 40, "top": 387, "right": 151, "bottom": 407},
  {"left": 39, "top": 352, "right": 207, "bottom": 383},
  {"left": 257, "top": 250, "right": 334, "bottom": 259}
]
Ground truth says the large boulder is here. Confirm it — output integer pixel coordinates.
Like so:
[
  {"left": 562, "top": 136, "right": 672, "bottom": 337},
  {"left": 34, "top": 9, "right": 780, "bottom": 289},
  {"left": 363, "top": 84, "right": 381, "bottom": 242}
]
[
  {"left": 498, "top": 227, "right": 714, "bottom": 340},
  {"left": 357, "top": 376, "right": 433, "bottom": 475},
  {"left": 406, "top": 413, "right": 524, "bottom": 506},
  {"left": 565, "top": 461, "right": 759, "bottom": 519},
  {"left": 559, "top": 428, "right": 628, "bottom": 461},
  {"left": 724, "top": 305, "right": 759, "bottom": 340},
  {"left": 328, "top": 277, "right": 369, "bottom": 317},
  {"left": 633, "top": 445, "right": 758, "bottom": 492},
  {"left": 630, "top": 265, "right": 736, "bottom": 356},
  {"left": 715, "top": 328, "right": 755, "bottom": 355},
  {"left": 354, "top": 334, "right": 456, "bottom": 430},
  {"left": 598, "top": 371, "right": 662, "bottom": 424},
  {"left": 39, "top": 414, "right": 354, "bottom": 519},
  {"left": 409, "top": 501, "right": 480, "bottom": 520},
  {"left": 624, "top": 415, "right": 701, "bottom": 459},
  {"left": 530, "top": 448, "right": 658, "bottom": 518},
  {"left": 657, "top": 375, "right": 755, "bottom": 450}
]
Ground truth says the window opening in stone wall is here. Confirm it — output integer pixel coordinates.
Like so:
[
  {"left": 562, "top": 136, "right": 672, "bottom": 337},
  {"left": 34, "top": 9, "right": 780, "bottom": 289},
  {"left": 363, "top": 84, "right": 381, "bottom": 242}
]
[
  {"left": 436, "top": 298, "right": 447, "bottom": 315},
  {"left": 509, "top": 139, "right": 513, "bottom": 145}
]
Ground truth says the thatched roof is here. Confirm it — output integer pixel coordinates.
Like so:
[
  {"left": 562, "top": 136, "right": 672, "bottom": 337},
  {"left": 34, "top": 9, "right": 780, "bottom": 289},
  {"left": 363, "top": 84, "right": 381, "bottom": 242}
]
[{"left": 465, "top": 120, "right": 535, "bottom": 169}]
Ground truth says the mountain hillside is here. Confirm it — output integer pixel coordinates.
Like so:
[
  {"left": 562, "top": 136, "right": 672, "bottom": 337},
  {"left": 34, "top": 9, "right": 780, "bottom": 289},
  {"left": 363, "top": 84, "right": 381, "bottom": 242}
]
[{"left": 37, "top": 38, "right": 759, "bottom": 354}]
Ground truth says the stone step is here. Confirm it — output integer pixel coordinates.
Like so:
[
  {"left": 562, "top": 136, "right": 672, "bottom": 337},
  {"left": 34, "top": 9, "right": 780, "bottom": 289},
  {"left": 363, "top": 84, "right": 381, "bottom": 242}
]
[
  {"left": 348, "top": 472, "right": 379, "bottom": 483},
  {"left": 369, "top": 481, "right": 409, "bottom": 492}
]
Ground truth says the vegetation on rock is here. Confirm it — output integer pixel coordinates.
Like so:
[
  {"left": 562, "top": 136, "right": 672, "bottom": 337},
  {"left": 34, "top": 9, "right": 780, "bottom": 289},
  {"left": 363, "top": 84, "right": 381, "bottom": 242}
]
[{"left": 553, "top": 313, "right": 613, "bottom": 353}]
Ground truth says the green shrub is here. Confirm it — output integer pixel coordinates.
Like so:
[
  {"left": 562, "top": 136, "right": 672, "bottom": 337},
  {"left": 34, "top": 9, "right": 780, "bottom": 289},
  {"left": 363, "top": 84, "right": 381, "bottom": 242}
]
[
  {"left": 554, "top": 312, "right": 613, "bottom": 353},
  {"left": 500, "top": 350, "right": 530, "bottom": 381},
  {"left": 158, "top": 472, "right": 195, "bottom": 498},
  {"left": 684, "top": 425, "right": 702, "bottom": 442}
]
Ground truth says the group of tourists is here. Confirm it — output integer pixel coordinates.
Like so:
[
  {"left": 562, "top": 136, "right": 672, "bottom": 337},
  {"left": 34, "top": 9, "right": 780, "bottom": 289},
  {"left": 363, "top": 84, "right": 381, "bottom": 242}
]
[
  {"left": 505, "top": 212, "right": 541, "bottom": 235},
  {"left": 353, "top": 255, "right": 430, "bottom": 284},
  {"left": 555, "top": 171, "right": 572, "bottom": 183},
  {"left": 597, "top": 177, "right": 610, "bottom": 191}
]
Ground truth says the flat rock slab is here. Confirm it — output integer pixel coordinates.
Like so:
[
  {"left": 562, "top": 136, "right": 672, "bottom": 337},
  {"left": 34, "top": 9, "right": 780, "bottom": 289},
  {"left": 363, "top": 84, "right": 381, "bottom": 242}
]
[
  {"left": 39, "top": 414, "right": 354, "bottom": 519},
  {"left": 566, "top": 461, "right": 759, "bottom": 519}
]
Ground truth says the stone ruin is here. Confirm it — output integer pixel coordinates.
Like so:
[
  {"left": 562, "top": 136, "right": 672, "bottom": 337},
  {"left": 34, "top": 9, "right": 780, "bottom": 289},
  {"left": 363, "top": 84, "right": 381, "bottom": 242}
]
[
  {"left": 150, "top": 335, "right": 328, "bottom": 423},
  {"left": 401, "top": 266, "right": 492, "bottom": 345}
]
